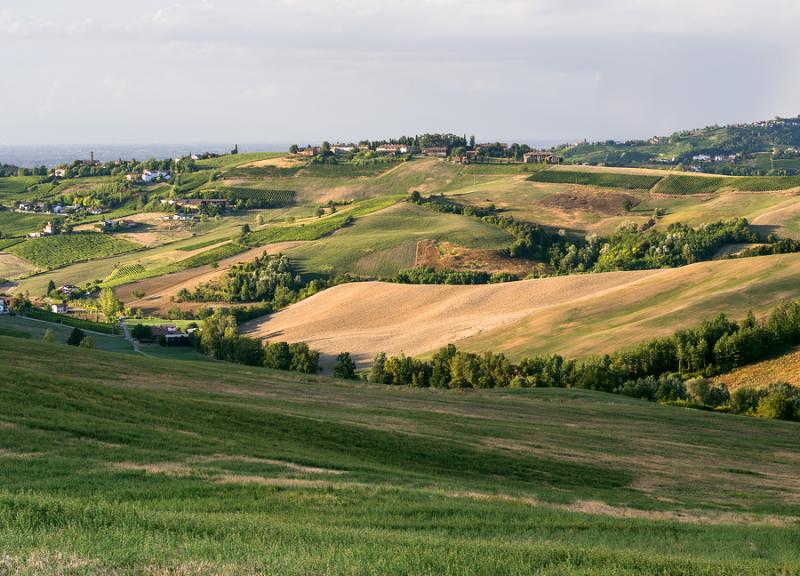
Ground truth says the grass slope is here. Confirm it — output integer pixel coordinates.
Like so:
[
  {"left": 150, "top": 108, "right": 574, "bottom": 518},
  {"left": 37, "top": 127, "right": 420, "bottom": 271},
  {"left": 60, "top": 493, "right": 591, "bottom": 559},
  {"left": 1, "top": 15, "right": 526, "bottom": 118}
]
[
  {"left": 0, "top": 316, "right": 132, "bottom": 353},
  {"left": 712, "top": 347, "right": 800, "bottom": 390},
  {"left": 1, "top": 336, "right": 799, "bottom": 574},
  {"left": 286, "top": 201, "right": 513, "bottom": 277}
]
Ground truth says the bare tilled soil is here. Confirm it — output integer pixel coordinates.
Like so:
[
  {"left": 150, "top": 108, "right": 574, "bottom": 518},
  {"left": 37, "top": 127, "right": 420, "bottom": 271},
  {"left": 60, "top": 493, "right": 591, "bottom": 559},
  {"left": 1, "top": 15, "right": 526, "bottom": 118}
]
[{"left": 241, "top": 269, "right": 662, "bottom": 367}]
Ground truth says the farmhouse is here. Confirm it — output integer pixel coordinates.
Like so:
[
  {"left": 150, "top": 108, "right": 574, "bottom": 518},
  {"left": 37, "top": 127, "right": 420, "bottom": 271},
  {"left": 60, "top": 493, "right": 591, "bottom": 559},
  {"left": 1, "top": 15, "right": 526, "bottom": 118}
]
[
  {"left": 175, "top": 198, "right": 228, "bottom": 211},
  {"left": 330, "top": 144, "right": 356, "bottom": 154},
  {"left": 58, "top": 285, "right": 78, "bottom": 296},
  {"left": 0, "top": 296, "right": 11, "bottom": 314},
  {"left": 421, "top": 147, "right": 448, "bottom": 157},
  {"left": 50, "top": 302, "right": 68, "bottom": 314},
  {"left": 17, "top": 202, "right": 46, "bottom": 213},
  {"left": 376, "top": 144, "right": 410, "bottom": 154},
  {"left": 297, "top": 146, "right": 321, "bottom": 157},
  {"left": 151, "top": 325, "right": 191, "bottom": 346},
  {"left": 42, "top": 222, "right": 56, "bottom": 235},
  {"left": 523, "top": 151, "right": 561, "bottom": 164},
  {"left": 141, "top": 170, "right": 171, "bottom": 183},
  {"left": 53, "top": 168, "right": 67, "bottom": 178}
]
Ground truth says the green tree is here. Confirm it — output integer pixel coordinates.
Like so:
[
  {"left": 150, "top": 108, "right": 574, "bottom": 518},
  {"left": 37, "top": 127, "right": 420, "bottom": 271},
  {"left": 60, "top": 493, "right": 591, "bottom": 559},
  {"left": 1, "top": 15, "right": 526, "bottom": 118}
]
[
  {"left": 42, "top": 328, "right": 56, "bottom": 343},
  {"left": 333, "top": 352, "right": 357, "bottom": 379},
  {"left": 98, "top": 287, "right": 123, "bottom": 320},
  {"left": 46, "top": 280, "right": 56, "bottom": 295},
  {"left": 79, "top": 335, "right": 95, "bottom": 349},
  {"left": 289, "top": 343, "right": 319, "bottom": 374},
  {"left": 756, "top": 383, "right": 798, "bottom": 421},
  {"left": 264, "top": 342, "right": 292, "bottom": 371},
  {"left": 67, "top": 327, "right": 86, "bottom": 346},
  {"left": 368, "top": 352, "right": 388, "bottom": 384},
  {"left": 131, "top": 324, "right": 153, "bottom": 341}
]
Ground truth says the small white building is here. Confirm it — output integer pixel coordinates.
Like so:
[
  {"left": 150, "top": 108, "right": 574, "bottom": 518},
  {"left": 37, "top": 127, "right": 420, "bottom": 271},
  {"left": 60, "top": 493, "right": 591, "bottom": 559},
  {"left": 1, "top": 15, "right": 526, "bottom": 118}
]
[
  {"left": 142, "top": 170, "right": 171, "bottom": 183},
  {"left": 50, "top": 302, "right": 68, "bottom": 314},
  {"left": 0, "top": 297, "right": 10, "bottom": 314},
  {"left": 376, "top": 144, "right": 410, "bottom": 154}
]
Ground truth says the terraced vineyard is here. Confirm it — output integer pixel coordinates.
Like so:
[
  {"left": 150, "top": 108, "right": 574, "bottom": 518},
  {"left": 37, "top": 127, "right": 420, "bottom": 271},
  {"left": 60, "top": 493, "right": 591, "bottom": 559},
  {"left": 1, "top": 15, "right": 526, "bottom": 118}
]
[
  {"left": 5, "top": 233, "right": 140, "bottom": 269},
  {"left": 0, "top": 211, "right": 53, "bottom": 236},
  {"left": 218, "top": 187, "right": 296, "bottom": 207},
  {"left": 529, "top": 170, "right": 663, "bottom": 190},
  {"left": 652, "top": 175, "right": 735, "bottom": 195},
  {"left": 105, "top": 263, "right": 147, "bottom": 282},
  {"left": 300, "top": 160, "right": 401, "bottom": 178},
  {"left": 0, "top": 176, "right": 39, "bottom": 205}
]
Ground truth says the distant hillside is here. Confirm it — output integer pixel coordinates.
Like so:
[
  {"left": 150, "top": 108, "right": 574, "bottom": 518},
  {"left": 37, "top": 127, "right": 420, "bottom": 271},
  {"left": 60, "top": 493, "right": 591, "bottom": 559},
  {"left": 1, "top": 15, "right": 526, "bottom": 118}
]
[{"left": 556, "top": 116, "right": 800, "bottom": 175}]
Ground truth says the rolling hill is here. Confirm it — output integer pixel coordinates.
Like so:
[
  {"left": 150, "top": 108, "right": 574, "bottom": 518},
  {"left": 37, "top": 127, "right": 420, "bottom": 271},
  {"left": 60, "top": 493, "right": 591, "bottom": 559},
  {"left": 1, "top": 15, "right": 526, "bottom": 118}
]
[
  {"left": 1, "top": 336, "right": 799, "bottom": 574},
  {"left": 243, "top": 253, "right": 800, "bottom": 368}
]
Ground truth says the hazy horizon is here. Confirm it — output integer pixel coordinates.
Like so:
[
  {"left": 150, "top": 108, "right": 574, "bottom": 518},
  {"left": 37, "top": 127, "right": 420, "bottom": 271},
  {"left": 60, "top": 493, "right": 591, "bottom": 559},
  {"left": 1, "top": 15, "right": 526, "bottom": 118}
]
[{"left": 2, "top": 0, "right": 799, "bottom": 146}]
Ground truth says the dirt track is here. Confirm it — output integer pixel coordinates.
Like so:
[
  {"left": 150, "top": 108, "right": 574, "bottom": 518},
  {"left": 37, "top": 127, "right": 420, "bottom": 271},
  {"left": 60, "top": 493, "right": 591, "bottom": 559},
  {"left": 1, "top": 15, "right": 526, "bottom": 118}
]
[{"left": 241, "top": 269, "right": 662, "bottom": 368}]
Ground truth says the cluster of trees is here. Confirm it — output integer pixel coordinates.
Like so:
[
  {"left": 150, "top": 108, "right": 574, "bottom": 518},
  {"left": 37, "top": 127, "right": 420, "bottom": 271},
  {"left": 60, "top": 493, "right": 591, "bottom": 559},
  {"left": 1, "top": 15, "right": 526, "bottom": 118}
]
[
  {"left": 177, "top": 254, "right": 346, "bottom": 311},
  {"left": 413, "top": 193, "right": 796, "bottom": 277},
  {"left": 392, "top": 267, "right": 517, "bottom": 285},
  {"left": 588, "top": 218, "right": 760, "bottom": 271},
  {"left": 50, "top": 157, "right": 194, "bottom": 180},
  {"left": 198, "top": 310, "right": 319, "bottom": 373},
  {"left": 618, "top": 374, "right": 799, "bottom": 420},
  {"left": 0, "top": 163, "right": 25, "bottom": 177},
  {"left": 367, "top": 299, "right": 800, "bottom": 421},
  {"left": 735, "top": 237, "right": 800, "bottom": 258},
  {"left": 59, "top": 181, "right": 135, "bottom": 211}
]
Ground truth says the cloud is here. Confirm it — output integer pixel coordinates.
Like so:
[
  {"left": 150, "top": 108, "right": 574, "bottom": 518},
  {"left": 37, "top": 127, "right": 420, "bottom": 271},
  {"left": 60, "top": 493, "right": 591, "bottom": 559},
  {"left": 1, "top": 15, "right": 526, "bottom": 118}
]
[{"left": 0, "top": 0, "right": 797, "bottom": 144}]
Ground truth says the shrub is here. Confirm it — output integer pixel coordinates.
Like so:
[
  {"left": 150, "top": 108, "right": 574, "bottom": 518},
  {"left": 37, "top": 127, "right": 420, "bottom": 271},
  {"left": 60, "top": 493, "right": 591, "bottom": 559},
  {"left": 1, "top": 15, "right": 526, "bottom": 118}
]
[
  {"left": 333, "top": 352, "right": 357, "bottom": 380},
  {"left": 686, "top": 378, "right": 730, "bottom": 407},
  {"left": 131, "top": 324, "right": 153, "bottom": 341},
  {"left": 66, "top": 327, "right": 86, "bottom": 346},
  {"left": 756, "top": 383, "right": 799, "bottom": 421}
]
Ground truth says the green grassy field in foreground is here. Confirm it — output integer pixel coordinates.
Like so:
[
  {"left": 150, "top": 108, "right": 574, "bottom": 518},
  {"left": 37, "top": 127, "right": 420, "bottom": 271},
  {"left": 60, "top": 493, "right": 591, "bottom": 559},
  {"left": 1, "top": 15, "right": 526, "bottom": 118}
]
[{"left": 0, "top": 336, "right": 799, "bottom": 575}]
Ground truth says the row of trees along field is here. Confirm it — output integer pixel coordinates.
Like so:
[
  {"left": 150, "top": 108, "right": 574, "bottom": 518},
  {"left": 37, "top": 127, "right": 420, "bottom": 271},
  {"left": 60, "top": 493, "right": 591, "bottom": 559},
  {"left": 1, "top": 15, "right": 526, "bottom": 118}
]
[
  {"left": 367, "top": 299, "right": 800, "bottom": 421},
  {"left": 198, "top": 310, "right": 319, "bottom": 373},
  {"left": 413, "top": 194, "right": 800, "bottom": 276}
]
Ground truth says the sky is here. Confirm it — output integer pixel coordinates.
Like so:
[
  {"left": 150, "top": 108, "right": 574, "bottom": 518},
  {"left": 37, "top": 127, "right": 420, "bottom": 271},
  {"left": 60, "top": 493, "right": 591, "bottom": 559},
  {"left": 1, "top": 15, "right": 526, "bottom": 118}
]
[{"left": 2, "top": 0, "right": 799, "bottom": 146}]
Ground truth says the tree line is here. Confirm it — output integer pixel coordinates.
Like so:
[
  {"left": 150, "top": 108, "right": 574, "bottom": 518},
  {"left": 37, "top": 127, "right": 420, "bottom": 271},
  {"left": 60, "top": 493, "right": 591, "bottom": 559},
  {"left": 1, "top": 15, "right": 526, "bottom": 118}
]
[
  {"left": 366, "top": 299, "right": 800, "bottom": 421},
  {"left": 413, "top": 193, "right": 799, "bottom": 276}
]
